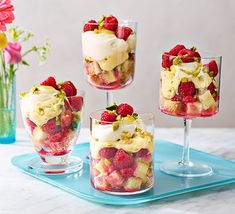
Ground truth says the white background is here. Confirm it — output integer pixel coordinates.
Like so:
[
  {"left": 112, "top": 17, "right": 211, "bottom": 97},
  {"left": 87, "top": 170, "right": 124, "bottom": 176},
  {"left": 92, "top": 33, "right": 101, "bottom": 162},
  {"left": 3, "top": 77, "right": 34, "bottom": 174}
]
[{"left": 13, "top": 0, "right": 235, "bottom": 128}]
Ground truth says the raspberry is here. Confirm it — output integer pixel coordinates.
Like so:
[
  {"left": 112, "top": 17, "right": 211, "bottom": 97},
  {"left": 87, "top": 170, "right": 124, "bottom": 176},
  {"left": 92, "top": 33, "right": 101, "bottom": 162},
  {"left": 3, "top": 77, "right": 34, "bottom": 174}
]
[
  {"left": 104, "top": 15, "right": 118, "bottom": 31},
  {"left": 208, "top": 60, "right": 218, "bottom": 77},
  {"left": 40, "top": 76, "right": 57, "bottom": 89},
  {"left": 115, "top": 26, "right": 132, "bottom": 41},
  {"left": 193, "top": 51, "right": 201, "bottom": 59},
  {"left": 162, "top": 52, "right": 173, "bottom": 69},
  {"left": 178, "top": 48, "right": 195, "bottom": 63},
  {"left": 100, "top": 111, "right": 117, "bottom": 124},
  {"left": 120, "top": 168, "right": 134, "bottom": 178},
  {"left": 178, "top": 81, "right": 196, "bottom": 98},
  {"left": 83, "top": 20, "right": 98, "bottom": 32},
  {"left": 116, "top": 103, "right": 134, "bottom": 116},
  {"left": 60, "top": 81, "right": 77, "bottom": 97},
  {"left": 48, "top": 132, "right": 63, "bottom": 142},
  {"left": 68, "top": 96, "right": 83, "bottom": 112},
  {"left": 171, "top": 95, "right": 182, "bottom": 101},
  {"left": 42, "top": 118, "right": 56, "bottom": 133},
  {"left": 169, "top": 44, "right": 186, "bottom": 56},
  {"left": 99, "top": 147, "right": 118, "bottom": 159},
  {"left": 207, "top": 82, "right": 216, "bottom": 94},
  {"left": 113, "top": 149, "right": 134, "bottom": 170},
  {"left": 134, "top": 149, "right": 150, "bottom": 157},
  {"left": 183, "top": 96, "right": 195, "bottom": 103},
  {"left": 60, "top": 110, "right": 73, "bottom": 128}
]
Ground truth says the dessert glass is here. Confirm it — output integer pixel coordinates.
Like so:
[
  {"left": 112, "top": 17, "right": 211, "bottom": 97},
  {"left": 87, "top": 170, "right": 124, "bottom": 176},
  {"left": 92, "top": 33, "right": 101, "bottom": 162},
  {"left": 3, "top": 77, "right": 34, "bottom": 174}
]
[
  {"left": 89, "top": 110, "right": 154, "bottom": 195},
  {"left": 81, "top": 20, "right": 137, "bottom": 105},
  {"left": 159, "top": 53, "right": 222, "bottom": 177},
  {"left": 20, "top": 89, "right": 85, "bottom": 175}
]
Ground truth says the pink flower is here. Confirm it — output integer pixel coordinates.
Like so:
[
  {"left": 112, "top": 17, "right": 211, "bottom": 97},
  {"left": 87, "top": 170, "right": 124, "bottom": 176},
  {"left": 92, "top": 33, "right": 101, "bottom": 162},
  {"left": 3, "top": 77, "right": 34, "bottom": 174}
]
[
  {"left": 4, "top": 42, "right": 22, "bottom": 64},
  {"left": 0, "top": 0, "right": 14, "bottom": 31}
]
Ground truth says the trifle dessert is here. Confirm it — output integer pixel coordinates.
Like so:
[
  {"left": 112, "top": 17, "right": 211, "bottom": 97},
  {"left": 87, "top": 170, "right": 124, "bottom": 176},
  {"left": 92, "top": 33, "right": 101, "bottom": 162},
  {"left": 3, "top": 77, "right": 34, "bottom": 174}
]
[
  {"left": 160, "top": 44, "right": 221, "bottom": 118},
  {"left": 82, "top": 15, "right": 137, "bottom": 90},
  {"left": 20, "top": 76, "right": 84, "bottom": 174},
  {"left": 90, "top": 103, "right": 154, "bottom": 194}
]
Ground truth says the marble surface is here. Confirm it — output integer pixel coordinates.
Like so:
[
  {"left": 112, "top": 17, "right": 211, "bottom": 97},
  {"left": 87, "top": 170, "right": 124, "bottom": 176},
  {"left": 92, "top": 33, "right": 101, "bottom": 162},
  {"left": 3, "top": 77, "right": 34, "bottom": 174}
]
[{"left": 1, "top": 128, "right": 235, "bottom": 214}]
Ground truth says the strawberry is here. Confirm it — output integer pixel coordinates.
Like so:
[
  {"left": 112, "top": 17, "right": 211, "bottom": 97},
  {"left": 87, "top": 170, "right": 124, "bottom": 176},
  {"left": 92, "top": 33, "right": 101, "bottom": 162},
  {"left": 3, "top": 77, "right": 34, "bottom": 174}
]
[
  {"left": 134, "top": 149, "right": 150, "bottom": 157},
  {"left": 183, "top": 96, "right": 195, "bottom": 103},
  {"left": 48, "top": 132, "right": 63, "bottom": 142},
  {"left": 120, "top": 168, "right": 134, "bottom": 178},
  {"left": 207, "top": 82, "right": 216, "bottom": 94},
  {"left": 113, "top": 149, "right": 134, "bottom": 170},
  {"left": 106, "top": 170, "right": 125, "bottom": 188},
  {"left": 193, "top": 51, "right": 201, "bottom": 59},
  {"left": 208, "top": 60, "right": 219, "bottom": 77},
  {"left": 116, "top": 103, "right": 134, "bottom": 116},
  {"left": 68, "top": 96, "right": 83, "bottom": 112},
  {"left": 83, "top": 20, "right": 98, "bottom": 32},
  {"left": 178, "top": 81, "right": 196, "bottom": 98},
  {"left": 40, "top": 76, "right": 57, "bottom": 89},
  {"left": 171, "top": 95, "right": 182, "bottom": 101},
  {"left": 178, "top": 48, "right": 195, "bottom": 63},
  {"left": 104, "top": 15, "right": 118, "bottom": 31},
  {"left": 42, "top": 118, "right": 56, "bottom": 133},
  {"left": 26, "top": 118, "right": 36, "bottom": 131},
  {"left": 99, "top": 147, "right": 118, "bottom": 159},
  {"left": 60, "top": 110, "right": 73, "bottom": 128},
  {"left": 64, "top": 99, "right": 71, "bottom": 110},
  {"left": 115, "top": 26, "right": 132, "bottom": 41},
  {"left": 162, "top": 52, "right": 173, "bottom": 69},
  {"left": 100, "top": 111, "right": 117, "bottom": 124},
  {"left": 169, "top": 44, "right": 186, "bottom": 56},
  {"left": 59, "top": 81, "right": 77, "bottom": 97}
]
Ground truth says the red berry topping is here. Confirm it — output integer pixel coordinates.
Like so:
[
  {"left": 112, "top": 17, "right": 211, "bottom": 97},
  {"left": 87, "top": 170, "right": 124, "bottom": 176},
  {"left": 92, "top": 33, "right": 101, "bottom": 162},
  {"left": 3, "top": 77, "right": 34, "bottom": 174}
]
[
  {"left": 120, "top": 168, "right": 134, "bottom": 178},
  {"left": 183, "top": 96, "right": 195, "bottom": 103},
  {"left": 193, "top": 51, "right": 201, "bottom": 59},
  {"left": 116, "top": 103, "right": 134, "bottom": 117},
  {"left": 178, "top": 81, "right": 196, "bottom": 98},
  {"left": 178, "top": 48, "right": 195, "bottom": 63},
  {"left": 207, "top": 82, "right": 216, "bottom": 94},
  {"left": 113, "top": 149, "right": 134, "bottom": 170},
  {"left": 60, "top": 110, "right": 73, "bottom": 128},
  {"left": 40, "top": 76, "right": 57, "bottom": 89},
  {"left": 48, "top": 132, "right": 63, "bottom": 142},
  {"left": 208, "top": 60, "right": 218, "bottom": 77},
  {"left": 99, "top": 147, "right": 118, "bottom": 159},
  {"left": 68, "top": 96, "right": 83, "bottom": 112},
  {"left": 60, "top": 81, "right": 77, "bottom": 97},
  {"left": 115, "top": 26, "right": 133, "bottom": 41},
  {"left": 169, "top": 44, "right": 186, "bottom": 56},
  {"left": 42, "top": 118, "right": 56, "bottom": 133},
  {"left": 100, "top": 111, "right": 117, "bottom": 124},
  {"left": 83, "top": 20, "right": 98, "bottom": 32},
  {"left": 104, "top": 15, "right": 118, "bottom": 31},
  {"left": 26, "top": 118, "right": 36, "bottom": 131},
  {"left": 162, "top": 52, "right": 173, "bottom": 69},
  {"left": 134, "top": 149, "right": 150, "bottom": 157}
]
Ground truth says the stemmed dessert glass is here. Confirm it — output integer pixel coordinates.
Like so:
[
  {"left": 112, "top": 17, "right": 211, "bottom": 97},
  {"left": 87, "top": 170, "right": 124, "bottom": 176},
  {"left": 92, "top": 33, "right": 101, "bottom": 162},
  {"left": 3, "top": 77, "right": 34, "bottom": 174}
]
[
  {"left": 81, "top": 16, "right": 137, "bottom": 105},
  {"left": 159, "top": 47, "right": 222, "bottom": 177}
]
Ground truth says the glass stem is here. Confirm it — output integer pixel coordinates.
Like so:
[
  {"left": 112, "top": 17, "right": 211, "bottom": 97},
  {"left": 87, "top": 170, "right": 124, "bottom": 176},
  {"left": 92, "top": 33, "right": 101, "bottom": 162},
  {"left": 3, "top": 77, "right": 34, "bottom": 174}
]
[
  {"left": 180, "top": 118, "right": 192, "bottom": 165},
  {"left": 106, "top": 91, "right": 113, "bottom": 106}
]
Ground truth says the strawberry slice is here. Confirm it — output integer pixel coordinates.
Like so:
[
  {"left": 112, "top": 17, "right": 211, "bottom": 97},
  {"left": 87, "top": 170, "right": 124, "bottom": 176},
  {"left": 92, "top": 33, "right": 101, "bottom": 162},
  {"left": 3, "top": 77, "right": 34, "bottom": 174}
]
[
  {"left": 169, "top": 44, "right": 186, "bottom": 56},
  {"left": 162, "top": 52, "right": 173, "bottom": 69},
  {"left": 83, "top": 20, "right": 98, "bottom": 32},
  {"left": 115, "top": 26, "right": 133, "bottom": 41},
  {"left": 42, "top": 118, "right": 56, "bottom": 133},
  {"left": 60, "top": 81, "right": 77, "bottom": 97},
  {"left": 99, "top": 147, "right": 118, "bottom": 159},
  {"left": 178, "top": 49, "right": 195, "bottom": 63},
  {"left": 208, "top": 60, "right": 219, "bottom": 77},
  {"left": 68, "top": 96, "right": 83, "bottom": 112},
  {"left": 40, "top": 76, "right": 57, "bottom": 89},
  {"left": 100, "top": 111, "right": 117, "bottom": 125}
]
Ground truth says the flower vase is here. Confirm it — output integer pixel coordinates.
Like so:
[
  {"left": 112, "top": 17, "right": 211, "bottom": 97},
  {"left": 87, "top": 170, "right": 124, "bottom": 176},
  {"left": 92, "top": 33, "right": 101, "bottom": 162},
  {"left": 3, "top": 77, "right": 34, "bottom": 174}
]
[{"left": 0, "top": 67, "right": 16, "bottom": 144}]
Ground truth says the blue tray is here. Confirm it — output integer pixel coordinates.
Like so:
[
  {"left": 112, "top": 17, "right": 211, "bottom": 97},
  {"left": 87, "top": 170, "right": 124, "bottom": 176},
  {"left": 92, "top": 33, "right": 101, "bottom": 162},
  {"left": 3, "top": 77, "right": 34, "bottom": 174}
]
[{"left": 12, "top": 140, "right": 235, "bottom": 205}]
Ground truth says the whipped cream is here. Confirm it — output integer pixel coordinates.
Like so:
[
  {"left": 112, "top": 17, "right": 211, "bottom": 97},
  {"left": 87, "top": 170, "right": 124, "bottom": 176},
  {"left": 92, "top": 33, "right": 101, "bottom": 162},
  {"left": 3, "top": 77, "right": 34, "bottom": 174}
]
[
  {"left": 92, "top": 119, "right": 146, "bottom": 142},
  {"left": 82, "top": 31, "right": 129, "bottom": 61},
  {"left": 21, "top": 86, "right": 64, "bottom": 126}
]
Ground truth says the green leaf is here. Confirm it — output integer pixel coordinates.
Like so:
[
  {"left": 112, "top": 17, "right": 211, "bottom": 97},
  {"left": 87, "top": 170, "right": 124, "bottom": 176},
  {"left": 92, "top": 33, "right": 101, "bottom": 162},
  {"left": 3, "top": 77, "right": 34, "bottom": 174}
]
[{"left": 22, "top": 60, "right": 29, "bottom": 66}]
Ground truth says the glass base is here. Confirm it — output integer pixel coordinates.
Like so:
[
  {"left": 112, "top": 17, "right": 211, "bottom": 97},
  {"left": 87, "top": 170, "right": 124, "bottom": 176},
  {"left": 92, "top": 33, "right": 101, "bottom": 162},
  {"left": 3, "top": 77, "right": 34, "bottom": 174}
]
[
  {"left": 0, "top": 136, "right": 15, "bottom": 144},
  {"left": 103, "top": 185, "right": 153, "bottom": 195},
  {"left": 28, "top": 156, "right": 83, "bottom": 175},
  {"left": 160, "top": 161, "right": 213, "bottom": 178}
]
